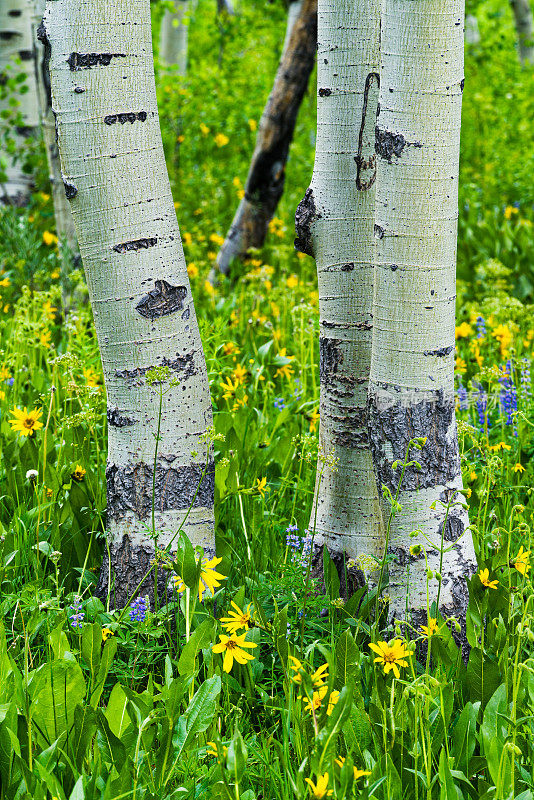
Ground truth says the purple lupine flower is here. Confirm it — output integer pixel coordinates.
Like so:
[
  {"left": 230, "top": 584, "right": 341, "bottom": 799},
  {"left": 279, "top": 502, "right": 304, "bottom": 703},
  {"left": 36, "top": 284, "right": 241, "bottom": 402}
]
[
  {"left": 475, "top": 383, "right": 489, "bottom": 432},
  {"left": 130, "top": 596, "right": 148, "bottom": 623},
  {"left": 520, "top": 358, "right": 531, "bottom": 400},
  {"left": 69, "top": 595, "right": 84, "bottom": 629},
  {"left": 476, "top": 316, "right": 486, "bottom": 339},
  {"left": 293, "top": 378, "right": 302, "bottom": 400},
  {"left": 499, "top": 360, "right": 517, "bottom": 434},
  {"left": 274, "top": 397, "right": 286, "bottom": 410},
  {"left": 285, "top": 524, "right": 300, "bottom": 549},
  {"left": 457, "top": 385, "right": 468, "bottom": 411}
]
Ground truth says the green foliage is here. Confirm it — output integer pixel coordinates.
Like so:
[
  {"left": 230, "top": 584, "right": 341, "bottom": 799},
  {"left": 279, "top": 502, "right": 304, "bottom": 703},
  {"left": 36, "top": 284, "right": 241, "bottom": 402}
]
[{"left": 0, "top": 0, "right": 533, "bottom": 796}]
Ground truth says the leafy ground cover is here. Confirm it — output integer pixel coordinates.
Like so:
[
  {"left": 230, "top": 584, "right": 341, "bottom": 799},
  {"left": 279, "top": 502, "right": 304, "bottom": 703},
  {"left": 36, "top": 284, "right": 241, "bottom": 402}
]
[{"left": 0, "top": 0, "right": 533, "bottom": 797}]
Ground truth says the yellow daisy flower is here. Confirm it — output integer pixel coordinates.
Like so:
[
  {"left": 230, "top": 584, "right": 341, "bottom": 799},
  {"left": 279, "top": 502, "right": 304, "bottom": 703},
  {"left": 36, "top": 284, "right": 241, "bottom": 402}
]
[
  {"left": 212, "top": 632, "right": 257, "bottom": 673},
  {"left": 420, "top": 617, "right": 439, "bottom": 637},
  {"left": 72, "top": 465, "right": 86, "bottom": 481},
  {"left": 368, "top": 639, "right": 412, "bottom": 679},
  {"left": 220, "top": 601, "right": 253, "bottom": 634},
  {"left": 9, "top": 406, "right": 44, "bottom": 437},
  {"left": 335, "top": 757, "right": 371, "bottom": 781},
  {"left": 305, "top": 773, "right": 332, "bottom": 798},
  {"left": 478, "top": 568, "right": 499, "bottom": 589},
  {"left": 171, "top": 555, "right": 226, "bottom": 602},
  {"left": 513, "top": 546, "right": 530, "bottom": 576}
]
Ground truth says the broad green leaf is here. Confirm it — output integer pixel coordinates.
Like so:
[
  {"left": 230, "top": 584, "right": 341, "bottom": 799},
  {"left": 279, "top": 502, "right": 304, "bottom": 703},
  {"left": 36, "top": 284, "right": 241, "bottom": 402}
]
[
  {"left": 177, "top": 618, "right": 216, "bottom": 677},
  {"left": 334, "top": 630, "right": 359, "bottom": 689},
  {"left": 451, "top": 701, "right": 479, "bottom": 775},
  {"left": 81, "top": 623, "right": 102, "bottom": 688},
  {"left": 90, "top": 637, "right": 118, "bottom": 708},
  {"left": 31, "top": 660, "right": 86, "bottom": 744},
  {"left": 105, "top": 683, "right": 131, "bottom": 738},
  {"left": 172, "top": 675, "right": 221, "bottom": 759}
]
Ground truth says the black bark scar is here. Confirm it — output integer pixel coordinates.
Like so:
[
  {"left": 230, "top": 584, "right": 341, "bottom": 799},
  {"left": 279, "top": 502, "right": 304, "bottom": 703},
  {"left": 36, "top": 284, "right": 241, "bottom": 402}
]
[
  {"left": 67, "top": 52, "right": 126, "bottom": 70},
  {"left": 375, "top": 127, "right": 422, "bottom": 162},
  {"left": 135, "top": 280, "right": 187, "bottom": 319},
  {"left": 113, "top": 237, "right": 157, "bottom": 254},
  {"left": 355, "top": 72, "right": 380, "bottom": 191}
]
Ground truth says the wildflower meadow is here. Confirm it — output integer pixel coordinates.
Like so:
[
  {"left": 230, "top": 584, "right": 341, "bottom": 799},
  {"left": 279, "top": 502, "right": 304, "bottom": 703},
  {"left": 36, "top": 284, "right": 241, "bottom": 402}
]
[{"left": 0, "top": 0, "right": 534, "bottom": 798}]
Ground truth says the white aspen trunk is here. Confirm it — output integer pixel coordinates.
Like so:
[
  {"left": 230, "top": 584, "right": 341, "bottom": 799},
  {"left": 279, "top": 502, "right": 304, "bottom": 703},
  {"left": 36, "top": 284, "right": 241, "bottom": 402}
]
[
  {"left": 41, "top": 0, "right": 214, "bottom": 606},
  {"left": 282, "top": 0, "right": 302, "bottom": 52},
  {"left": 216, "top": 0, "right": 316, "bottom": 275},
  {"left": 510, "top": 0, "right": 534, "bottom": 65},
  {"left": 216, "top": 0, "right": 234, "bottom": 14},
  {"left": 294, "top": 0, "right": 383, "bottom": 586},
  {"left": 159, "top": 0, "right": 189, "bottom": 75},
  {"left": 464, "top": 14, "right": 480, "bottom": 45},
  {"left": 0, "top": 0, "right": 39, "bottom": 205},
  {"left": 33, "top": 0, "right": 78, "bottom": 256},
  {"left": 368, "top": 0, "right": 476, "bottom": 624}
]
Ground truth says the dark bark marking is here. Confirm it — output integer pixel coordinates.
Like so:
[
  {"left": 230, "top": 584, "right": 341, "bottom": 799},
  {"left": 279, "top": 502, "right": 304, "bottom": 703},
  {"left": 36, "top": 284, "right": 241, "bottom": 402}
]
[
  {"left": 319, "top": 337, "right": 343, "bottom": 385},
  {"left": 135, "top": 279, "right": 187, "bottom": 320},
  {"left": 19, "top": 49, "right": 33, "bottom": 60},
  {"left": 355, "top": 71, "right": 380, "bottom": 191},
  {"left": 107, "top": 406, "right": 136, "bottom": 427},
  {"left": 375, "top": 126, "right": 422, "bottom": 162},
  {"left": 113, "top": 237, "right": 157, "bottom": 254},
  {"left": 74, "top": 86, "right": 85, "bottom": 93},
  {"left": 368, "top": 388, "right": 459, "bottom": 493},
  {"left": 390, "top": 264, "right": 399, "bottom": 272},
  {"left": 106, "top": 460, "right": 215, "bottom": 521},
  {"left": 115, "top": 352, "right": 196, "bottom": 385},
  {"left": 318, "top": 87, "right": 331, "bottom": 96},
  {"left": 341, "top": 262, "right": 354, "bottom": 271},
  {"left": 104, "top": 111, "right": 147, "bottom": 125},
  {"left": 36, "top": 22, "right": 52, "bottom": 109},
  {"left": 423, "top": 345, "right": 454, "bottom": 357},
  {"left": 64, "top": 181, "right": 78, "bottom": 199},
  {"left": 67, "top": 52, "right": 126, "bottom": 70},
  {"left": 295, "top": 187, "right": 319, "bottom": 256},
  {"left": 374, "top": 224, "right": 384, "bottom": 239},
  {"left": 8, "top": 9, "right": 22, "bottom": 16}
]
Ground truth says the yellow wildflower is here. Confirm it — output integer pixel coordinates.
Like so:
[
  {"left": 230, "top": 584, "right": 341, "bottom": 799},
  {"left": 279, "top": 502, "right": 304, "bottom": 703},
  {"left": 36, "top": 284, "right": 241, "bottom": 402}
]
[
  {"left": 286, "top": 274, "right": 298, "bottom": 289},
  {"left": 214, "top": 133, "right": 229, "bottom": 147},
  {"left": 305, "top": 773, "right": 332, "bottom": 798},
  {"left": 212, "top": 632, "right": 257, "bottom": 673},
  {"left": 469, "top": 471, "right": 477, "bottom": 482},
  {"left": 43, "top": 300, "right": 56, "bottom": 321},
  {"left": 209, "top": 233, "right": 225, "bottom": 246},
  {"left": 72, "top": 465, "right": 86, "bottom": 481},
  {"left": 303, "top": 684, "right": 340, "bottom": 716},
  {"left": 204, "top": 280, "right": 215, "bottom": 296},
  {"left": 504, "top": 206, "right": 519, "bottom": 220},
  {"left": 455, "top": 322, "right": 473, "bottom": 338},
  {"left": 102, "top": 628, "right": 114, "bottom": 642},
  {"left": 335, "top": 757, "right": 371, "bottom": 781},
  {"left": 513, "top": 546, "right": 530, "bottom": 576},
  {"left": 0, "top": 365, "right": 10, "bottom": 381},
  {"left": 51, "top": 269, "right": 60, "bottom": 279},
  {"left": 492, "top": 324, "right": 513, "bottom": 357},
  {"left": 514, "top": 463, "right": 525, "bottom": 473},
  {"left": 200, "top": 123, "right": 210, "bottom": 135},
  {"left": 479, "top": 568, "right": 499, "bottom": 589},
  {"left": 455, "top": 357, "right": 467, "bottom": 374},
  {"left": 220, "top": 601, "right": 253, "bottom": 634},
  {"left": 255, "top": 477, "right": 268, "bottom": 498},
  {"left": 223, "top": 342, "right": 239, "bottom": 356},
  {"left": 369, "top": 639, "right": 412, "bottom": 679},
  {"left": 238, "top": 189, "right": 245, "bottom": 199},
  {"left": 232, "top": 363, "right": 247, "bottom": 384},
  {"left": 39, "top": 330, "right": 52, "bottom": 348},
  {"left": 187, "top": 262, "right": 198, "bottom": 279},
  {"left": 0, "top": 277, "right": 10, "bottom": 287},
  {"left": 43, "top": 231, "right": 58, "bottom": 247},
  {"left": 8, "top": 407, "right": 43, "bottom": 437},
  {"left": 489, "top": 441, "right": 511, "bottom": 452},
  {"left": 275, "top": 363, "right": 294, "bottom": 380},
  {"left": 220, "top": 376, "right": 239, "bottom": 399},
  {"left": 206, "top": 741, "right": 228, "bottom": 762},
  {"left": 248, "top": 119, "right": 257, "bottom": 132},
  {"left": 182, "top": 232, "right": 192, "bottom": 246},
  {"left": 232, "top": 176, "right": 242, "bottom": 188},
  {"left": 171, "top": 555, "right": 226, "bottom": 602},
  {"left": 420, "top": 617, "right": 439, "bottom": 637},
  {"left": 309, "top": 409, "right": 320, "bottom": 432}
]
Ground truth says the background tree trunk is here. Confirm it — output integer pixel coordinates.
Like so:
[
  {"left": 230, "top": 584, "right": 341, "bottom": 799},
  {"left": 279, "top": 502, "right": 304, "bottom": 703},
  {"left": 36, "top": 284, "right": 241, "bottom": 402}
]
[
  {"left": 0, "top": 0, "right": 39, "bottom": 205},
  {"left": 159, "top": 0, "right": 189, "bottom": 75},
  {"left": 294, "top": 0, "right": 383, "bottom": 585},
  {"left": 510, "top": 0, "right": 534, "bottom": 64},
  {"left": 33, "top": 0, "right": 78, "bottom": 260},
  {"left": 368, "top": 0, "right": 476, "bottom": 624},
  {"left": 42, "top": 0, "right": 214, "bottom": 608},
  {"left": 216, "top": 0, "right": 317, "bottom": 275}
]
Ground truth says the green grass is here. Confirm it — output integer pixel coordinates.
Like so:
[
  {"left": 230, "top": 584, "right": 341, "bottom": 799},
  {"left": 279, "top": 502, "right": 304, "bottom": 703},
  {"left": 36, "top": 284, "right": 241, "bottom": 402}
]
[{"left": 0, "top": 0, "right": 533, "bottom": 797}]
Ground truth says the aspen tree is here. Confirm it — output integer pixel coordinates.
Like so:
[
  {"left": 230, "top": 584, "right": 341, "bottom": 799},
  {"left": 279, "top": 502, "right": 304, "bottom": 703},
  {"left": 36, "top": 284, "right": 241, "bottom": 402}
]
[
  {"left": 216, "top": 0, "right": 317, "bottom": 275},
  {"left": 368, "top": 0, "right": 476, "bottom": 621},
  {"left": 33, "top": 0, "right": 78, "bottom": 257},
  {"left": 0, "top": 0, "right": 39, "bottom": 205},
  {"left": 159, "top": 0, "right": 189, "bottom": 75},
  {"left": 510, "top": 0, "right": 534, "bottom": 65},
  {"left": 41, "top": 0, "right": 214, "bottom": 607},
  {"left": 294, "top": 0, "right": 382, "bottom": 581}
]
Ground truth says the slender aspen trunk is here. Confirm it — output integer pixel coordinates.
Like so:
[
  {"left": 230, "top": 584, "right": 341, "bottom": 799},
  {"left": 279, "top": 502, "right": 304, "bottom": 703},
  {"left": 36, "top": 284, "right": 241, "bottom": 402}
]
[
  {"left": 282, "top": 0, "right": 303, "bottom": 52},
  {"left": 33, "top": 0, "right": 78, "bottom": 258},
  {"left": 159, "top": 0, "right": 189, "bottom": 75},
  {"left": 216, "top": 0, "right": 234, "bottom": 14},
  {"left": 41, "top": 0, "right": 214, "bottom": 607},
  {"left": 294, "top": 0, "right": 383, "bottom": 584},
  {"left": 510, "top": 0, "right": 534, "bottom": 65},
  {"left": 0, "top": 0, "right": 39, "bottom": 205},
  {"left": 368, "top": 0, "right": 476, "bottom": 623},
  {"left": 216, "top": 0, "right": 317, "bottom": 275}
]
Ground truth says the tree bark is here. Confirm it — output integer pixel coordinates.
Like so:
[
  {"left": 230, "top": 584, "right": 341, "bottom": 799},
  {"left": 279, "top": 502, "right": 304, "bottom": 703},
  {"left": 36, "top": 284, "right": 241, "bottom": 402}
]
[
  {"left": 0, "top": 0, "right": 39, "bottom": 205},
  {"left": 510, "top": 0, "right": 534, "bottom": 65},
  {"left": 216, "top": 0, "right": 234, "bottom": 14},
  {"left": 294, "top": 1, "right": 383, "bottom": 576},
  {"left": 159, "top": 0, "right": 189, "bottom": 75},
  {"left": 216, "top": 0, "right": 317, "bottom": 275},
  {"left": 42, "top": 0, "right": 214, "bottom": 608},
  {"left": 33, "top": 0, "right": 78, "bottom": 258},
  {"left": 368, "top": 0, "right": 476, "bottom": 622}
]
